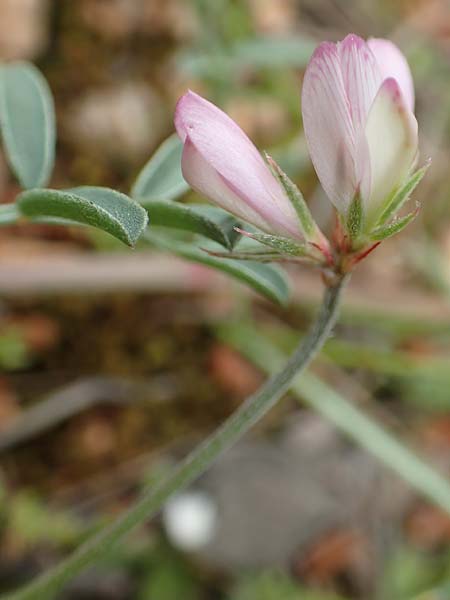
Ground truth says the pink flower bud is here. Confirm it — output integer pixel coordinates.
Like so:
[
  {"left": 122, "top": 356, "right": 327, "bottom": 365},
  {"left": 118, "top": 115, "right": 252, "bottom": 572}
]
[
  {"left": 175, "top": 91, "right": 304, "bottom": 241},
  {"left": 301, "top": 34, "right": 418, "bottom": 221}
]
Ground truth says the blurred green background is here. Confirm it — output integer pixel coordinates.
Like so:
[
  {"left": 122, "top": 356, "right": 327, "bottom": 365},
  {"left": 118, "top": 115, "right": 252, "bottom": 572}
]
[{"left": 1, "top": 0, "right": 450, "bottom": 598}]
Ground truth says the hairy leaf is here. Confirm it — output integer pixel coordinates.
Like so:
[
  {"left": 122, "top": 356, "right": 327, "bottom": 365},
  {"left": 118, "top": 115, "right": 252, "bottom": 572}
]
[
  {"left": 18, "top": 187, "right": 148, "bottom": 246},
  {"left": 142, "top": 200, "right": 238, "bottom": 249}
]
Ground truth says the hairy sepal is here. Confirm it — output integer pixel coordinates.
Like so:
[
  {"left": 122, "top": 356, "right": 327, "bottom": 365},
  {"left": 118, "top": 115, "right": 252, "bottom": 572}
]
[
  {"left": 235, "top": 228, "right": 316, "bottom": 258},
  {"left": 346, "top": 191, "right": 364, "bottom": 241},
  {"left": 374, "top": 162, "right": 429, "bottom": 228},
  {"left": 370, "top": 207, "right": 419, "bottom": 241},
  {"left": 264, "top": 153, "right": 321, "bottom": 241}
]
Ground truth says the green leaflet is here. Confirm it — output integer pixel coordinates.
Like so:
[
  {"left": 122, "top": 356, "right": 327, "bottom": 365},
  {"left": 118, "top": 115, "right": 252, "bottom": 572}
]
[
  {"left": 143, "top": 231, "right": 290, "bottom": 306},
  {"left": 190, "top": 205, "right": 242, "bottom": 248},
  {"left": 0, "top": 62, "right": 55, "bottom": 189},
  {"left": 142, "top": 200, "right": 239, "bottom": 249},
  {"left": 17, "top": 187, "right": 148, "bottom": 246},
  {"left": 131, "top": 134, "right": 190, "bottom": 202}
]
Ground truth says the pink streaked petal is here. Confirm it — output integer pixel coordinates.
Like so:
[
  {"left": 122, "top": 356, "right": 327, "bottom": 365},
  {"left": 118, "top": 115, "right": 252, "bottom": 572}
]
[
  {"left": 301, "top": 41, "right": 358, "bottom": 212},
  {"left": 181, "top": 136, "right": 272, "bottom": 233},
  {"left": 175, "top": 91, "right": 302, "bottom": 239},
  {"left": 363, "top": 78, "right": 418, "bottom": 218},
  {"left": 338, "top": 34, "right": 382, "bottom": 133},
  {"left": 367, "top": 38, "right": 415, "bottom": 111}
]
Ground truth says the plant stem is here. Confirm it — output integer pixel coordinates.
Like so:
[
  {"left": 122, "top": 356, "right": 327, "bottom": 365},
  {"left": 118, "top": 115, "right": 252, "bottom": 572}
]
[{"left": 5, "top": 275, "right": 348, "bottom": 600}]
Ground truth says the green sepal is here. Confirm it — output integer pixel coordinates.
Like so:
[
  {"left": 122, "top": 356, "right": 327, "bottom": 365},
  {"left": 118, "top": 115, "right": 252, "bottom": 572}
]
[
  {"left": 375, "top": 162, "right": 430, "bottom": 227},
  {"left": 370, "top": 208, "right": 419, "bottom": 241},
  {"left": 237, "top": 229, "right": 312, "bottom": 257},
  {"left": 264, "top": 153, "right": 317, "bottom": 239},
  {"left": 346, "top": 191, "right": 363, "bottom": 240}
]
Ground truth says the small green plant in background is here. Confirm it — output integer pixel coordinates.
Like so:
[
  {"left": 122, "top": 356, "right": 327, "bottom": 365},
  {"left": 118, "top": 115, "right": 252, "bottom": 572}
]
[
  {"left": 229, "top": 571, "right": 345, "bottom": 600},
  {"left": 0, "top": 327, "right": 28, "bottom": 371}
]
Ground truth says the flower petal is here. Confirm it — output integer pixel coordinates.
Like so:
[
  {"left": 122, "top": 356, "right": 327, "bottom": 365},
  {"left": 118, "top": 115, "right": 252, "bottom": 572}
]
[
  {"left": 362, "top": 78, "right": 418, "bottom": 219},
  {"left": 181, "top": 136, "right": 273, "bottom": 233},
  {"left": 367, "top": 38, "right": 415, "bottom": 111},
  {"left": 301, "top": 41, "right": 358, "bottom": 212},
  {"left": 338, "top": 34, "right": 382, "bottom": 133},
  {"left": 175, "top": 91, "right": 302, "bottom": 239}
]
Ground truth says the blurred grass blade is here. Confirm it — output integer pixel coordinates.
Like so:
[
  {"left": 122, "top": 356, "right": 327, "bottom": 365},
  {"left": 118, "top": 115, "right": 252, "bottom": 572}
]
[
  {"left": 223, "top": 324, "right": 450, "bottom": 515},
  {"left": 18, "top": 187, "right": 148, "bottom": 246},
  {"left": 0, "top": 203, "right": 20, "bottom": 225},
  {"left": 142, "top": 200, "right": 238, "bottom": 249},
  {"left": 131, "top": 134, "right": 190, "bottom": 202},
  {"left": 180, "top": 36, "right": 315, "bottom": 78},
  {"left": 230, "top": 571, "right": 345, "bottom": 600},
  {"left": 0, "top": 62, "right": 55, "bottom": 189},
  {"left": 143, "top": 231, "right": 290, "bottom": 306},
  {"left": 232, "top": 36, "right": 315, "bottom": 68}
]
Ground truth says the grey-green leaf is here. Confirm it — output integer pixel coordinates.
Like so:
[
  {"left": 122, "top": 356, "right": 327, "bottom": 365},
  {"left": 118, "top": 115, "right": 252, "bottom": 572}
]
[
  {"left": 0, "top": 62, "right": 55, "bottom": 189},
  {"left": 144, "top": 231, "right": 290, "bottom": 306},
  {"left": 17, "top": 187, "right": 148, "bottom": 246},
  {"left": 189, "top": 205, "right": 241, "bottom": 249},
  {"left": 131, "top": 134, "right": 190, "bottom": 202},
  {"left": 142, "top": 200, "right": 238, "bottom": 249}
]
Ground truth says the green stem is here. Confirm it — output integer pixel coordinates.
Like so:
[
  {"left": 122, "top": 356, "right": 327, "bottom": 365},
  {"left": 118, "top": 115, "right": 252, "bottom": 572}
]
[{"left": 5, "top": 275, "right": 348, "bottom": 600}]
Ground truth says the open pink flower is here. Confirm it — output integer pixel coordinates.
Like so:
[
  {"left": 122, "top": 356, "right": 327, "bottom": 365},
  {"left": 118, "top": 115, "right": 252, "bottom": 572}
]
[
  {"left": 302, "top": 34, "right": 418, "bottom": 221},
  {"left": 175, "top": 91, "right": 304, "bottom": 241}
]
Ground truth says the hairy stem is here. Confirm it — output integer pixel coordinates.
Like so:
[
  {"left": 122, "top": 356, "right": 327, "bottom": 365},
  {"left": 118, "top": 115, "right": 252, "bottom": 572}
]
[{"left": 5, "top": 275, "right": 348, "bottom": 600}]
